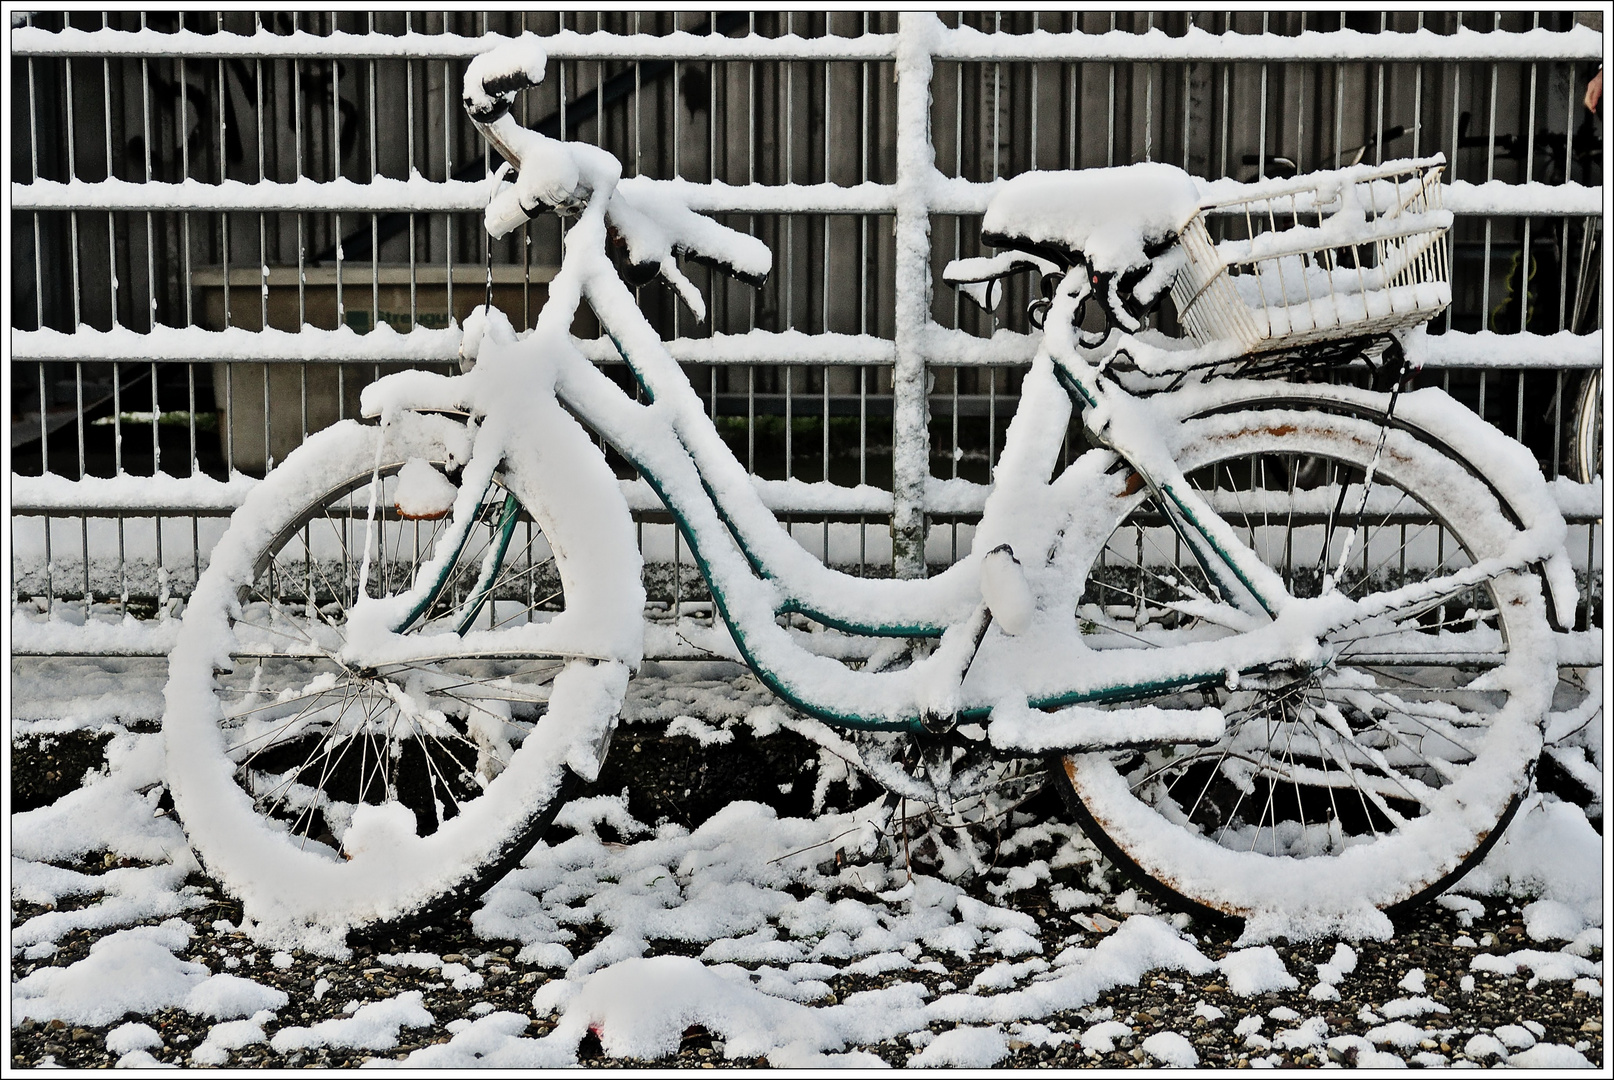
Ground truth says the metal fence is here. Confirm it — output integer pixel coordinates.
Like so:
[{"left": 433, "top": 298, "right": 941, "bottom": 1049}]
[{"left": 9, "top": 10, "right": 1605, "bottom": 653}]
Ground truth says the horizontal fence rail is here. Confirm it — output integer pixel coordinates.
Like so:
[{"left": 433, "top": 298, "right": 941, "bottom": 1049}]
[{"left": 9, "top": 10, "right": 1605, "bottom": 658}]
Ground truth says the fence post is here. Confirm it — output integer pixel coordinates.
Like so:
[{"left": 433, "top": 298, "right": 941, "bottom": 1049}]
[{"left": 891, "top": 12, "right": 941, "bottom": 579}]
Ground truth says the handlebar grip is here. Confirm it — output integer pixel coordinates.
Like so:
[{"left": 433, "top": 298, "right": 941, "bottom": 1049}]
[
  {"left": 485, "top": 184, "right": 535, "bottom": 240},
  {"left": 463, "top": 34, "right": 548, "bottom": 124}
]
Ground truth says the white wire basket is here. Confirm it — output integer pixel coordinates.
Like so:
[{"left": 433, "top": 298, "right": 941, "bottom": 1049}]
[{"left": 1170, "top": 158, "right": 1452, "bottom": 358}]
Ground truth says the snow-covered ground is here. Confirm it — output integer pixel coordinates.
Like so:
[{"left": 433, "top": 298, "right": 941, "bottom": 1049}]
[{"left": 8, "top": 657, "right": 1607, "bottom": 1068}]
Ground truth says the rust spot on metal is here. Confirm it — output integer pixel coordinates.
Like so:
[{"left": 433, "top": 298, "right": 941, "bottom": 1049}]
[{"left": 1063, "top": 754, "right": 1243, "bottom": 916}]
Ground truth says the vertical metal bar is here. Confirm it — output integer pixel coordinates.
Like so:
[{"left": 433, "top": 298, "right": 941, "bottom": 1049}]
[
  {"left": 106, "top": 8, "right": 128, "bottom": 642},
  {"left": 823, "top": 40, "right": 832, "bottom": 340},
  {"left": 215, "top": 24, "right": 235, "bottom": 472},
  {"left": 785, "top": 11, "right": 795, "bottom": 334},
  {"left": 859, "top": 12, "right": 870, "bottom": 576},
  {"left": 286, "top": 17, "right": 307, "bottom": 444},
  {"left": 369, "top": 13, "right": 380, "bottom": 331},
  {"left": 1219, "top": 18, "right": 1231, "bottom": 179},
  {"left": 405, "top": 13, "right": 417, "bottom": 327},
  {"left": 890, "top": 12, "right": 937, "bottom": 577},
  {"left": 993, "top": 10, "right": 1001, "bottom": 180},
  {"left": 1292, "top": 12, "right": 1304, "bottom": 173},
  {"left": 1182, "top": 12, "right": 1193, "bottom": 169},
  {"left": 139, "top": 16, "right": 160, "bottom": 480},
  {"left": 706, "top": 13, "right": 714, "bottom": 184},
  {"left": 28, "top": 50, "right": 45, "bottom": 340},
  {"left": 1520, "top": 20, "right": 1538, "bottom": 338},
  {"left": 333, "top": 15, "right": 345, "bottom": 329},
  {"left": 1333, "top": 57, "right": 1345, "bottom": 169},
  {"left": 178, "top": 38, "right": 196, "bottom": 482},
  {"left": 1143, "top": 12, "right": 1154, "bottom": 162},
  {"left": 1107, "top": 12, "right": 1116, "bottom": 166},
  {"left": 103, "top": 15, "right": 118, "bottom": 328},
  {"left": 519, "top": 10, "right": 532, "bottom": 331},
  {"left": 1030, "top": 12, "right": 1040, "bottom": 169},
  {"left": 177, "top": 15, "right": 200, "bottom": 585},
  {"left": 951, "top": 44, "right": 964, "bottom": 563},
  {"left": 1479, "top": 16, "right": 1500, "bottom": 333},
  {"left": 112, "top": 365, "right": 122, "bottom": 475},
  {"left": 37, "top": 363, "right": 53, "bottom": 613},
  {"left": 1069, "top": 11, "right": 1078, "bottom": 169},
  {"left": 822, "top": 375, "right": 830, "bottom": 563},
  {"left": 634, "top": 11, "right": 642, "bottom": 176},
  {"left": 1256, "top": 12, "right": 1268, "bottom": 177},
  {"left": 672, "top": 27, "right": 681, "bottom": 180},
  {"left": 256, "top": 19, "right": 271, "bottom": 469},
  {"left": 1373, "top": 12, "right": 1387, "bottom": 165},
  {"left": 1441, "top": 13, "right": 1462, "bottom": 336},
  {"left": 66, "top": 49, "right": 82, "bottom": 331},
  {"left": 294, "top": 15, "right": 306, "bottom": 329},
  {"left": 1412, "top": 13, "right": 1424, "bottom": 158},
  {"left": 444, "top": 45, "right": 453, "bottom": 333}
]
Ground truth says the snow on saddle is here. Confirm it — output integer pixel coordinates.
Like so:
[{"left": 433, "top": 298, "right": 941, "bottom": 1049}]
[{"left": 981, "top": 162, "right": 1202, "bottom": 274}]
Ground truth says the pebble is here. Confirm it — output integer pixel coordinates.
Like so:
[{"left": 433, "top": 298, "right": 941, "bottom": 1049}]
[{"left": 7, "top": 730, "right": 1605, "bottom": 1071}]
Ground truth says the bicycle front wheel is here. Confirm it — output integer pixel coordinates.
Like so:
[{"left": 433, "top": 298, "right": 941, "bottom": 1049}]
[
  {"left": 164, "top": 415, "right": 636, "bottom": 950},
  {"left": 1051, "top": 407, "right": 1556, "bottom": 932}
]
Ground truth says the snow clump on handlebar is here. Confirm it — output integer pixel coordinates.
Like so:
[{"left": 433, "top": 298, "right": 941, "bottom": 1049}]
[{"left": 463, "top": 33, "right": 549, "bottom": 123}]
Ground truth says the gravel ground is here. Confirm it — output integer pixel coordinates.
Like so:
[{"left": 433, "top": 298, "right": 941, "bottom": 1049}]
[{"left": 10, "top": 714, "right": 1607, "bottom": 1069}]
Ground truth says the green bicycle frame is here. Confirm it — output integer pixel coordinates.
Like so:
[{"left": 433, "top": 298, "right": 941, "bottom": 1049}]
[{"left": 395, "top": 488, "right": 525, "bottom": 637}]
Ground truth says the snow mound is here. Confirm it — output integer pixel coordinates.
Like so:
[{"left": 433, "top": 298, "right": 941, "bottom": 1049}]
[
  {"left": 105, "top": 1023, "right": 163, "bottom": 1054},
  {"left": 1458, "top": 795, "right": 1603, "bottom": 927},
  {"left": 1506, "top": 1042, "right": 1595, "bottom": 1068},
  {"left": 184, "top": 973, "right": 290, "bottom": 1020},
  {"left": 1219, "top": 946, "right": 1299, "bottom": 996},
  {"left": 268, "top": 992, "right": 434, "bottom": 1052},
  {"left": 12, "top": 782, "right": 189, "bottom": 864},
  {"left": 1141, "top": 1030, "right": 1199, "bottom": 1067},
  {"left": 907, "top": 1025, "right": 1009, "bottom": 1067},
  {"left": 555, "top": 955, "right": 841, "bottom": 1061},
  {"left": 12, "top": 920, "right": 203, "bottom": 1026}
]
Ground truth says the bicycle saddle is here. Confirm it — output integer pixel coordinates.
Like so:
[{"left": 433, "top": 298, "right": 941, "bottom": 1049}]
[
  {"left": 980, "top": 162, "right": 1200, "bottom": 272},
  {"left": 967, "top": 163, "right": 1203, "bottom": 331}
]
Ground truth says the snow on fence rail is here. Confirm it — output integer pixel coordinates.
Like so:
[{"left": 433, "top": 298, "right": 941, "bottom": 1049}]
[
  {"left": 12, "top": 21, "right": 1603, "bottom": 62},
  {"left": 9, "top": 10, "right": 1605, "bottom": 650},
  {"left": 13, "top": 175, "right": 1606, "bottom": 217}
]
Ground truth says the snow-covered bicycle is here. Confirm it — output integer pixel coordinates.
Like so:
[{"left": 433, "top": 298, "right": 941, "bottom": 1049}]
[{"left": 164, "top": 37, "right": 1576, "bottom": 949}]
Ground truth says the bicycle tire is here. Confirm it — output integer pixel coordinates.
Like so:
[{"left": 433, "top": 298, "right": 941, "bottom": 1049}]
[
  {"left": 1570, "top": 368, "right": 1602, "bottom": 484},
  {"left": 164, "top": 416, "right": 635, "bottom": 950},
  {"left": 1049, "top": 407, "right": 1555, "bottom": 934}
]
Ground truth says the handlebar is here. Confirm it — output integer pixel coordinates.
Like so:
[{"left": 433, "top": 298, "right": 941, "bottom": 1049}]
[{"left": 463, "top": 34, "right": 771, "bottom": 312}]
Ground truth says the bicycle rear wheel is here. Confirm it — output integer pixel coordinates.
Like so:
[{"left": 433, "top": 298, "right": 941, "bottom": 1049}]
[
  {"left": 165, "top": 416, "right": 636, "bottom": 950},
  {"left": 1051, "top": 408, "right": 1555, "bottom": 933}
]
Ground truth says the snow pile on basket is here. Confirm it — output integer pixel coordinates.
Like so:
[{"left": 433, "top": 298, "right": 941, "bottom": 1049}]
[{"left": 1171, "top": 157, "right": 1452, "bottom": 356}]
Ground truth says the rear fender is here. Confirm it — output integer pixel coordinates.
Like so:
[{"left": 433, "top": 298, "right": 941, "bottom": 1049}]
[{"left": 1170, "top": 379, "right": 1579, "bottom": 631}]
